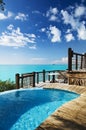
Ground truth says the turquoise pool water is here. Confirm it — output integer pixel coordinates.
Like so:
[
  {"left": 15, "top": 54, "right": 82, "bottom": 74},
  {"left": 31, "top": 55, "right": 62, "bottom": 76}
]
[{"left": 0, "top": 88, "right": 79, "bottom": 130}]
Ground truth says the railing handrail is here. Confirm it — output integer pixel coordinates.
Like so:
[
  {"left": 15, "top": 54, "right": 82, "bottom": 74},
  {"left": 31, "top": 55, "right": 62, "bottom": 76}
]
[
  {"left": 68, "top": 48, "right": 86, "bottom": 71},
  {"left": 15, "top": 69, "right": 66, "bottom": 89}
]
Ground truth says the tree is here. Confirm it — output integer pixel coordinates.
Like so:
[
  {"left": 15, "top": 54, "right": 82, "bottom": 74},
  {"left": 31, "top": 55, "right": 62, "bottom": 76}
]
[{"left": 0, "top": 0, "right": 5, "bottom": 11}]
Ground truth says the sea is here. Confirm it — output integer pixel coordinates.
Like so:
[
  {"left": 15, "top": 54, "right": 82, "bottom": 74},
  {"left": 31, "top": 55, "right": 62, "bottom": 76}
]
[{"left": 0, "top": 64, "right": 67, "bottom": 82}]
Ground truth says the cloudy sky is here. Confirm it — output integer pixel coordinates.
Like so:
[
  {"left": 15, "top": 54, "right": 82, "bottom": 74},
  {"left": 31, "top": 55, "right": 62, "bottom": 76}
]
[{"left": 0, "top": 0, "right": 86, "bottom": 64}]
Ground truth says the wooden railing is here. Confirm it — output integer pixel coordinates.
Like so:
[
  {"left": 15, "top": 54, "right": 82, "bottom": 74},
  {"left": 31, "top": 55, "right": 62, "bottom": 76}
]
[
  {"left": 15, "top": 70, "right": 67, "bottom": 89},
  {"left": 68, "top": 48, "right": 86, "bottom": 71},
  {"left": 15, "top": 72, "right": 35, "bottom": 89}
]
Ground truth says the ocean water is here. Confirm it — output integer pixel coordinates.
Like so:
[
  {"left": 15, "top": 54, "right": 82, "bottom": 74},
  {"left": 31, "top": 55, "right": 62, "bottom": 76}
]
[{"left": 0, "top": 64, "right": 67, "bottom": 81}]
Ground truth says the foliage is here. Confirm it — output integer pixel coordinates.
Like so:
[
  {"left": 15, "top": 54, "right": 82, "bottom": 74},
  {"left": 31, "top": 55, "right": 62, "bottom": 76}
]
[
  {"left": 0, "top": 0, "right": 5, "bottom": 11},
  {"left": 0, "top": 79, "right": 16, "bottom": 92}
]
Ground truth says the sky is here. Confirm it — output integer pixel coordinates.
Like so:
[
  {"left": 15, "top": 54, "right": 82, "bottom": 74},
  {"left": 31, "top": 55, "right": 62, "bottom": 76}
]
[{"left": 0, "top": 0, "right": 86, "bottom": 64}]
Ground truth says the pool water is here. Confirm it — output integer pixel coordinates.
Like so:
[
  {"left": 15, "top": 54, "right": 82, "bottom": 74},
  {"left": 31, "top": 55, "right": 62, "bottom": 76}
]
[{"left": 0, "top": 88, "right": 79, "bottom": 130}]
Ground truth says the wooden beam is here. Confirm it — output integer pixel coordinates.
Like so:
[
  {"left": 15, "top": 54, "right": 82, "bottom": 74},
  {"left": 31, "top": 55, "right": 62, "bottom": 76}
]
[
  {"left": 68, "top": 48, "right": 73, "bottom": 71},
  {"left": 15, "top": 73, "right": 20, "bottom": 89}
]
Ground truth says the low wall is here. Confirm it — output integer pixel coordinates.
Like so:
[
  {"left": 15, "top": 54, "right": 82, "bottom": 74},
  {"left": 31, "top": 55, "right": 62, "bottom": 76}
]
[{"left": 67, "top": 71, "right": 86, "bottom": 86}]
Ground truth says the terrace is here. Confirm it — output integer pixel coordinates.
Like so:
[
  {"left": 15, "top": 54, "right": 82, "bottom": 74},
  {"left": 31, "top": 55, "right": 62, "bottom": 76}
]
[
  {"left": 15, "top": 48, "right": 86, "bottom": 130},
  {"left": 15, "top": 48, "right": 86, "bottom": 88}
]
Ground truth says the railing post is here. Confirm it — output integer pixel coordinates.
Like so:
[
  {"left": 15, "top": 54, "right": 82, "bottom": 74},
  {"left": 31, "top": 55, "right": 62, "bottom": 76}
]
[
  {"left": 32, "top": 72, "right": 35, "bottom": 87},
  {"left": 68, "top": 48, "right": 73, "bottom": 71},
  {"left": 48, "top": 72, "right": 50, "bottom": 81},
  {"left": 37, "top": 72, "right": 39, "bottom": 84},
  {"left": 76, "top": 54, "right": 78, "bottom": 70},
  {"left": 21, "top": 74, "right": 23, "bottom": 88},
  {"left": 43, "top": 69, "right": 45, "bottom": 82},
  {"left": 80, "top": 55, "right": 83, "bottom": 69},
  {"left": 16, "top": 73, "right": 20, "bottom": 89},
  {"left": 84, "top": 53, "right": 86, "bottom": 69}
]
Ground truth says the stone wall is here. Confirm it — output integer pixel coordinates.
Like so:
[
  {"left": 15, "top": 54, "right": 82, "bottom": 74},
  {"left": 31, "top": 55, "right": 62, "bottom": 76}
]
[{"left": 67, "top": 71, "right": 86, "bottom": 86}]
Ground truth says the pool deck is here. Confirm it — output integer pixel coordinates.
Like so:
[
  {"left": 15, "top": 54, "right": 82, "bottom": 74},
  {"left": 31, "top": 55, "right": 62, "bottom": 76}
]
[{"left": 36, "top": 83, "right": 86, "bottom": 130}]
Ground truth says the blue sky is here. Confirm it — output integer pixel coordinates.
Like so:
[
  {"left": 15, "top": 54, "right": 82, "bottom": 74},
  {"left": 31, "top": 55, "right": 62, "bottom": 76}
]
[{"left": 0, "top": 0, "right": 86, "bottom": 64}]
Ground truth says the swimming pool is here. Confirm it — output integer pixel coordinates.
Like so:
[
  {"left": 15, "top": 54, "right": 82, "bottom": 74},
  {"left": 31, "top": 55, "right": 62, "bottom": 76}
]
[{"left": 0, "top": 88, "right": 79, "bottom": 130}]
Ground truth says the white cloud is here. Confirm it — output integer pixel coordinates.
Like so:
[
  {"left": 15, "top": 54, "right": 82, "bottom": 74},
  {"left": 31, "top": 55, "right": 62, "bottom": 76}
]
[
  {"left": 77, "top": 23, "right": 86, "bottom": 40},
  {"left": 46, "top": 7, "right": 58, "bottom": 21},
  {"left": 8, "top": 11, "right": 13, "bottom": 17},
  {"left": 0, "top": 13, "right": 7, "bottom": 20},
  {"left": 0, "top": 25, "right": 36, "bottom": 47},
  {"left": 48, "top": 26, "right": 61, "bottom": 42},
  {"left": 0, "top": 11, "right": 13, "bottom": 20},
  {"left": 49, "top": 15, "right": 57, "bottom": 21},
  {"left": 61, "top": 10, "right": 77, "bottom": 29},
  {"left": 15, "top": 13, "right": 28, "bottom": 21},
  {"left": 0, "top": 11, "right": 28, "bottom": 21},
  {"left": 75, "top": 6, "right": 86, "bottom": 17},
  {"left": 29, "top": 45, "right": 36, "bottom": 49},
  {"left": 61, "top": 57, "right": 68, "bottom": 64},
  {"left": 61, "top": 5, "right": 86, "bottom": 27},
  {"left": 51, "top": 7, "right": 58, "bottom": 15},
  {"left": 61, "top": 10, "right": 70, "bottom": 24},
  {"left": 40, "top": 28, "right": 46, "bottom": 32},
  {"left": 7, "top": 24, "right": 14, "bottom": 30},
  {"left": 53, "top": 57, "right": 68, "bottom": 64},
  {"left": 61, "top": 6, "right": 86, "bottom": 41},
  {"left": 66, "top": 29, "right": 71, "bottom": 33},
  {"left": 32, "top": 10, "right": 41, "bottom": 14},
  {"left": 32, "top": 10, "right": 44, "bottom": 17},
  {"left": 30, "top": 58, "right": 47, "bottom": 64},
  {"left": 26, "top": 34, "right": 36, "bottom": 38},
  {"left": 65, "top": 33, "right": 75, "bottom": 42},
  {"left": 46, "top": 7, "right": 58, "bottom": 16}
]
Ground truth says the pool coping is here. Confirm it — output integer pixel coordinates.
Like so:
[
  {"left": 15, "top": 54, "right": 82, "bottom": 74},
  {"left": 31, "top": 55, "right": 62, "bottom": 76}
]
[{"left": 36, "top": 83, "right": 86, "bottom": 130}]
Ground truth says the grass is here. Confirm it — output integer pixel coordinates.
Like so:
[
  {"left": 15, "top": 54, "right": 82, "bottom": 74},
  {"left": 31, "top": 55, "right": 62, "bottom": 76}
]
[{"left": 0, "top": 79, "right": 16, "bottom": 92}]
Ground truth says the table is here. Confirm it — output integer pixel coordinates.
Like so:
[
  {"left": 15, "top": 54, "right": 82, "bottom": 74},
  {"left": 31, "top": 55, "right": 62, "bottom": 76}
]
[{"left": 48, "top": 72, "right": 59, "bottom": 83}]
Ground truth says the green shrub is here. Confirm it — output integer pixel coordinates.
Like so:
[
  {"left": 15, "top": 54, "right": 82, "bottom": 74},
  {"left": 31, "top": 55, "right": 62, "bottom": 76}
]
[{"left": 0, "top": 79, "right": 16, "bottom": 92}]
